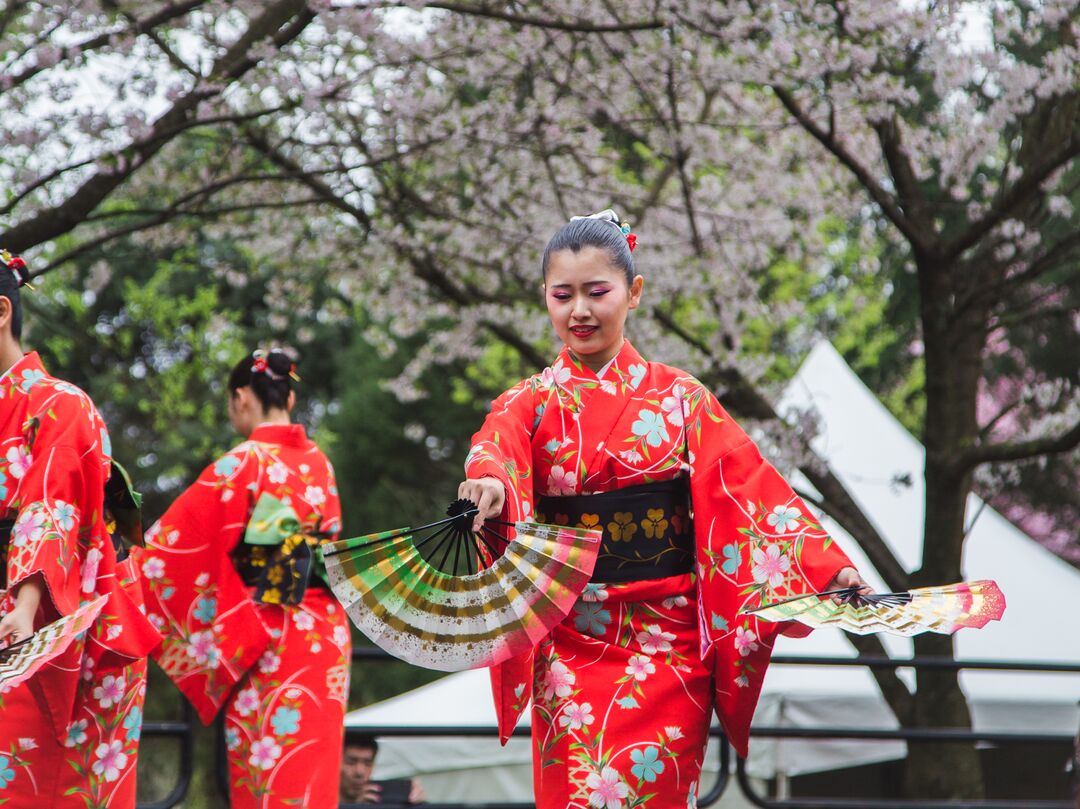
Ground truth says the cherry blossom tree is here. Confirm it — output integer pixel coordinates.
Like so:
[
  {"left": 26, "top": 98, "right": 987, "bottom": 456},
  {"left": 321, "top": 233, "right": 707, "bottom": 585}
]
[{"left": 3, "top": 1, "right": 1078, "bottom": 799}]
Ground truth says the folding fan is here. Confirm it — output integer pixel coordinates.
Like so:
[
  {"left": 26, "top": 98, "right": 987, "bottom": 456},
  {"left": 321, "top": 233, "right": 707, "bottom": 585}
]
[
  {"left": 0, "top": 595, "right": 108, "bottom": 690},
  {"left": 320, "top": 499, "right": 601, "bottom": 671},
  {"left": 745, "top": 579, "right": 1005, "bottom": 636}
]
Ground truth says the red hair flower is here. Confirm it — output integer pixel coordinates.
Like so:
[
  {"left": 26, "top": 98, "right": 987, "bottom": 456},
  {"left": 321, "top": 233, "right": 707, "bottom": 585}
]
[
  {"left": 251, "top": 357, "right": 269, "bottom": 374},
  {"left": 626, "top": 233, "right": 637, "bottom": 252}
]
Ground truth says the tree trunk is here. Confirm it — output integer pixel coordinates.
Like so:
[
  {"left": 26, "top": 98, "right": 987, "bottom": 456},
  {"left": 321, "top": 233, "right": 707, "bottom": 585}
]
[{"left": 902, "top": 262, "right": 988, "bottom": 798}]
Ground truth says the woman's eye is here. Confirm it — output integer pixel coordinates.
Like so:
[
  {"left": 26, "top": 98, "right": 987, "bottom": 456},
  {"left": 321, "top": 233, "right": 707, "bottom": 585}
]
[
  {"left": 552, "top": 293, "right": 571, "bottom": 301},
  {"left": 589, "top": 288, "right": 610, "bottom": 297}
]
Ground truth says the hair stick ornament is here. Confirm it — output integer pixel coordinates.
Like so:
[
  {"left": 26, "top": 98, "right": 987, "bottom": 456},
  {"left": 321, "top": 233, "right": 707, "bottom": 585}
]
[
  {"left": 1, "top": 249, "right": 33, "bottom": 290},
  {"left": 251, "top": 348, "right": 299, "bottom": 381}
]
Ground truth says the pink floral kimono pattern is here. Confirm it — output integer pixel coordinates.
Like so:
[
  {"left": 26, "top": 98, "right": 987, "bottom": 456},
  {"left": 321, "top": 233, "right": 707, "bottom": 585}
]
[
  {"left": 132, "top": 423, "right": 351, "bottom": 809},
  {"left": 465, "top": 341, "right": 852, "bottom": 808},
  {"left": 0, "top": 352, "right": 160, "bottom": 809}
]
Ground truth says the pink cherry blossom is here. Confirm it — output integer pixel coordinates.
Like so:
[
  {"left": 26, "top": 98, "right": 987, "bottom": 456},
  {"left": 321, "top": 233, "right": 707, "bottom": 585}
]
[
  {"left": 186, "top": 630, "right": 219, "bottom": 667},
  {"left": 248, "top": 736, "right": 282, "bottom": 770},
  {"left": 751, "top": 544, "right": 791, "bottom": 589},
  {"left": 234, "top": 687, "right": 260, "bottom": 717},
  {"left": 545, "top": 465, "right": 577, "bottom": 496},
  {"left": 6, "top": 446, "right": 31, "bottom": 479},
  {"left": 585, "top": 766, "right": 629, "bottom": 809},
  {"left": 541, "top": 659, "right": 575, "bottom": 701},
  {"left": 660, "top": 386, "right": 689, "bottom": 426},
  {"left": 141, "top": 557, "right": 165, "bottom": 580},
  {"left": 735, "top": 626, "right": 759, "bottom": 657},
  {"left": 625, "top": 654, "right": 655, "bottom": 681},
  {"left": 93, "top": 675, "right": 125, "bottom": 709},
  {"left": 11, "top": 509, "right": 46, "bottom": 548},
  {"left": 258, "top": 651, "right": 281, "bottom": 674},
  {"left": 92, "top": 740, "right": 127, "bottom": 782},
  {"left": 636, "top": 624, "right": 676, "bottom": 655},
  {"left": 559, "top": 701, "right": 595, "bottom": 730},
  {"left": 267, "top": 462, "right": 289, "bottom": 484}
]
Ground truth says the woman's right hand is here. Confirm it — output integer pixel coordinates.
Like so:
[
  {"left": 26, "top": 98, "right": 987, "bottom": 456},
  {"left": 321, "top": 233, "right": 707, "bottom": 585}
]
[
  {"left": 458, "top": 477, "right": 506, "bottom": 533},
  {"left": 0, "top": 576, "right": 43, "bottom": 647}
]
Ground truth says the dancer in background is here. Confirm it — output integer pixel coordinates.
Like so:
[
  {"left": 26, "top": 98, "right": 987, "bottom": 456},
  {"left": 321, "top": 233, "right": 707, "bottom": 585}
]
[
  {"left": 134, "top": 349, "right": 351, "bottom": 808},
  {"left": 458, "top": 212, "right": 867, "bottom": 807},
  {"left": 0, "top": 251, "right": 160, "bottom": 808}
]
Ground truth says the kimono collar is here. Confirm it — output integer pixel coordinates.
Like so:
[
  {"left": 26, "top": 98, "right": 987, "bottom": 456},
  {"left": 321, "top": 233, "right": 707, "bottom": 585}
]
[
  {"left": 559, "top": 339, "right": 647, "bottom": 383},
  {"left": 249, "top": 423, "right": 309, "bottom": 448},
  {"left": 0, "top": 350, "right": 45, "bottom": 384}
]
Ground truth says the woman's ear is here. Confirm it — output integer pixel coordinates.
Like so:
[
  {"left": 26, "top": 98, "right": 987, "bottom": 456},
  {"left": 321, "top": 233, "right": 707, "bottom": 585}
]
[
  {"left": 627, "top": 275, "right": 644, "bottom": 310},
  {"left": 0, "top": 296, "right": 12, "bottom": 334},
  {"left": 286, "top": 389, "right": 296, "bottom": 412}
]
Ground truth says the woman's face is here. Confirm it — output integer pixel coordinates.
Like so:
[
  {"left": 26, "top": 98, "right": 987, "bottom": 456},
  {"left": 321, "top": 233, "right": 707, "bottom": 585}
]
[{"left": 544, "top": 246, "right": 643, "bottom": 372}]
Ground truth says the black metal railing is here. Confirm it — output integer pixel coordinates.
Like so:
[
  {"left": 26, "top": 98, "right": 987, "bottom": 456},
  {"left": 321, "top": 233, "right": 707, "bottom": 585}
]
[
  {"left": 137, "top": 649, "right": 1080, "bottom": 809},
  {"left": 138, "top": 702, "right": 197, "bottom": 809},
  {"left": 738, "top": 654, "right": 1080, "bottom": 809}
]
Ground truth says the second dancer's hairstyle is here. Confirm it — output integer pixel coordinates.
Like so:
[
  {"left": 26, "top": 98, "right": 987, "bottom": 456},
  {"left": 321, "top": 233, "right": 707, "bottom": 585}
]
[
  {"left": 0, "top": 252, "right": 31, "bottom": 339},
  {"left": 541, "top": 213, "right": 637, "bottom": 285},
  {"left": 228, "top": 349, "right": 294, "bottom": 411}
]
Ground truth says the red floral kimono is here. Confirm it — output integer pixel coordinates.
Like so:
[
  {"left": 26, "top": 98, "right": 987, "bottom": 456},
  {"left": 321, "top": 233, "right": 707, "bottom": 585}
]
[
  {"left": 132, "top": 424, "right": 351, "bottom": 809},
  {"left": 0, "top": 352, "right": 160, "bottom": 809},
  {"left": 466, "top": 341, "right": 851, "bottom": 808}
]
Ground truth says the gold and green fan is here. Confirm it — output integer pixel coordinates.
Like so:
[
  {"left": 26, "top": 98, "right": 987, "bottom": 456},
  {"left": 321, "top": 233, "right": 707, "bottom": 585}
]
[
  {"left": 320, "top": 499, "right": 601, "bottom": 671},
  {"left": 744, "top": 579, "right": 1005, "bottom": 636}
]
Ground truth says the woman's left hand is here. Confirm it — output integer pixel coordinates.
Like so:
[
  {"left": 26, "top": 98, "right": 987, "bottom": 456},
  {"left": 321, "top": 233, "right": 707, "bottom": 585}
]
[{"left": 826, "top": 566, "right": 873, "bottom": 601}]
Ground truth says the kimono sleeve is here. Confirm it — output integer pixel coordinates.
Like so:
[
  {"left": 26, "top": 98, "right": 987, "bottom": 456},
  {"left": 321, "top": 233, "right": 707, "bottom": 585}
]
[
  {"left": 6, "top": 402, "right": 109, "bottom": 619},
  {"left": 464, "top": 377, "right": 540, "bottom": 525},
  {"left": 685, "top": 384, "right": 852, "bottom": 757},
  {"left": 133, "top": 446, "right": 272, "bottom": 724},
  {"left": 465, "top": 377, "right": 541, "bottom": 743},
  {"left": 318, "top": 455, "right": 342, "bottom": 538}
]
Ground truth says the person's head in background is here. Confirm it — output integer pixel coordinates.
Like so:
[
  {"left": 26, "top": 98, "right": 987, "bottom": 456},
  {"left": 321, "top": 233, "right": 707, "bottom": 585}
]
[
  {"left": 0, "top": 250, "right": 31, "bottom": 374},
  {"left": 340, "top": 734, "right": 378, "bottom": 804},
  {"left": 226, "top": 348, "right": 297, "bottom": 437}
]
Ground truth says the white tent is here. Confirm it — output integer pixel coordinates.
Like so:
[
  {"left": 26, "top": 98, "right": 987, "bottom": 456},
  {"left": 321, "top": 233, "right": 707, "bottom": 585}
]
[{"left": 346, "top": 341, "right": 1080, "bottom": 800}]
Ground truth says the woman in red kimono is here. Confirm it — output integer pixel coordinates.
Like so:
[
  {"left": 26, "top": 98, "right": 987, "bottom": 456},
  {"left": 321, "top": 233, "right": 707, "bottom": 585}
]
[
  {"left": 0, "top": 251, "right": 160, "bottom": 808},
  {"left": 459, "top": 212, "right": 867, "bottom": 808},
  {"left": 132, "top": 349, "right": 351, "bottom": 808}
]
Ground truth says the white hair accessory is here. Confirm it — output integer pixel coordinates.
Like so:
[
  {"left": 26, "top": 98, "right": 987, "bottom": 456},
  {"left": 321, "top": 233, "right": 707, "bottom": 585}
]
[{"left": 569, "top": 209, "right": 636, "bottom": 251}]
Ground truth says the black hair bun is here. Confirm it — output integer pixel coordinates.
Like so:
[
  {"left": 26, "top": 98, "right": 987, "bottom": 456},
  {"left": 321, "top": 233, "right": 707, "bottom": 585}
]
[{"left": 266, "top": 349, "right": 293, "bottom": 377}]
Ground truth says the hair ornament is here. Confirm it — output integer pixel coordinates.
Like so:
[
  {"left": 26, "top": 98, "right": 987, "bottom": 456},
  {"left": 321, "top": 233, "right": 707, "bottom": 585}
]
[
  {"left": 251, "top": 348, "right": 299, "bottom": 382},
  {"left": 1, "top": 249, "right": 33, "bottom": 289},
  {"left": 569, "top": 208, "right": 637, "bottom": 252}
]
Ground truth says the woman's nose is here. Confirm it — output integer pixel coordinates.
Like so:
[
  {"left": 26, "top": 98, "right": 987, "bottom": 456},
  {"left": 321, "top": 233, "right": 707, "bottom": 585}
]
[{"left": 571, "top": 295, "right": 589, "bottom": 317}]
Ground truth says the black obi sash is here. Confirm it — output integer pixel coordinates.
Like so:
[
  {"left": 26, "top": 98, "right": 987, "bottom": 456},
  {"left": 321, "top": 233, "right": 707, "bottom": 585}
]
[
  {"left": 536, "top": 479, "right": 693, "bottom": 584},
  {"left": 231, "top": 534, "right": 333, "bottom": 605}
]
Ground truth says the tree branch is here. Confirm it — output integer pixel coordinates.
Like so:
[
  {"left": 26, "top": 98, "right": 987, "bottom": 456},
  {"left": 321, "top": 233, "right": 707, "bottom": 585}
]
[
  {"left": 0, "top": 0, "right": 207, "bottom": 96},
  {"left": 1, "top": 0, "right": 316, "bottom": 253},
  {"left": 376, "top": 1, "right": 666, "bottom": 32},
  {"left": 943, "top": 130, "right": 1080, "bottom": 263},
  {"left": 962, "top": 419, "right": 1080, "bottom": 469},
  {"left": 770, "top": 85, "right": 937, "bottom": 258},
  {"left": 873, "top": 115, "right": 938, "bottom": 250}
]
